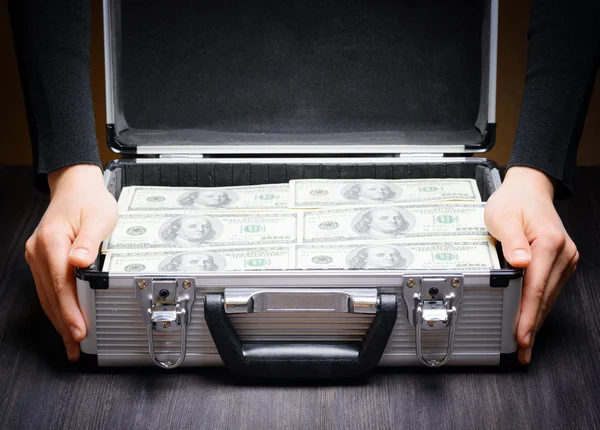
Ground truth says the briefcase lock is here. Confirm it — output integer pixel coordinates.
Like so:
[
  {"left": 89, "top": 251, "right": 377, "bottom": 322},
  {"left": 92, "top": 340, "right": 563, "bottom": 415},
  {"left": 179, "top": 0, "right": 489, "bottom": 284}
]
[
  {"left": 403, "top": 276, "right": 464, "bottom": 367},
  {"left": 135, "top": 277, "right": 196, "bottom": 369}
]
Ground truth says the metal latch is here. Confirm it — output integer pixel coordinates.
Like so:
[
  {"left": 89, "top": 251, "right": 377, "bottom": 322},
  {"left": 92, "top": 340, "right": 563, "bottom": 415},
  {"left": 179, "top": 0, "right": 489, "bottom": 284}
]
[
  {"left": 135, "top": 277, "right": 196, "bottom": 369},
  {"left": 402, "top": 276, "right": 464, "bottom": 367},
  {"left": 224, "top": 288, "right": 378, "bottom": 314}
]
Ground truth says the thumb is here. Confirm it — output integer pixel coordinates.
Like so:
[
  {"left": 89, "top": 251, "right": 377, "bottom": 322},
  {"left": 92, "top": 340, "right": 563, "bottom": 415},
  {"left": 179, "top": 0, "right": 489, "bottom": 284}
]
[
  {"left": 69, "top": 216, "right": 110, "bottom": 268},
  {"left": 485, "top": 212, "right": 532, "bottom": 268}
]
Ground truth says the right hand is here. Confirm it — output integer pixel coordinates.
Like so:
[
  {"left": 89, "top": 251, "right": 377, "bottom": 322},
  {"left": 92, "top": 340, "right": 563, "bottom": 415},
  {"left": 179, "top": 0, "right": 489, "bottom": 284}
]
[
  {"left": 25, "top": 165, "right": 118, "bottom": 361},
  {"left": 484, "top": 166, "right": 579, "bottom": 365}
]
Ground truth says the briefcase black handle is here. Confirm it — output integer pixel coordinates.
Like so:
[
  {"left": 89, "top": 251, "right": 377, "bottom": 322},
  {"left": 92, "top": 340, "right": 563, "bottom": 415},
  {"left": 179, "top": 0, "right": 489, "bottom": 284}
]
[{"left": 203, "top": 293, "right": 398, "bottom": 378}]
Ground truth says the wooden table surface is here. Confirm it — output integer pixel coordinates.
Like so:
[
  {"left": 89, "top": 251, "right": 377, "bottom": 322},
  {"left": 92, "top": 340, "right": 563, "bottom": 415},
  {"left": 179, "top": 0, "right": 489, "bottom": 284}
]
[{"left": 1, "top": 165, "right": 599, "bottom": 430}]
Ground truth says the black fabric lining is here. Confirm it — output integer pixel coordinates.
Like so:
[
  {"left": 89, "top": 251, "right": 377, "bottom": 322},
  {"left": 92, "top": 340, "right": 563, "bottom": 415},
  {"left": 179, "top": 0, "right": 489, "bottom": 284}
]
[
  {"left": 115, "top": 0, "right": 486, "bottom": 145},
  {"left": 117, "top": 161, "right": 491, "bottom": 199}
]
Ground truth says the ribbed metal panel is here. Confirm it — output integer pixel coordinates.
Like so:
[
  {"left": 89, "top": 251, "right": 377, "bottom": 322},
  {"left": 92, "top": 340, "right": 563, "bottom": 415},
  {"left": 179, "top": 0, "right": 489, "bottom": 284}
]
[
  {"left": 95, "top": 287, "right": 503, "bottom": 362},
  {"left": 384, "top": 289, "right": 503, "bottom": 359}
]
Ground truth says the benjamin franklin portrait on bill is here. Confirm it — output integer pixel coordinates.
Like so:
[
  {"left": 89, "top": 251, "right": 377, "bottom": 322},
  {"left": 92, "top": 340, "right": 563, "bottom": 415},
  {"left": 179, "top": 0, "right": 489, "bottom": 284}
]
[
  {"left": 159, "top": 215, "right": 221, "bottom": 247},
  {"left": 347, "top": 244, "right": 413, "bottom": 270},
  {"left": 178, "top": 189, "right": 237, "bottom": 209},
  {"left": 352, "top": 207, "right": 414, "bottom": 239},
  {"left": 341, "top": 181, "right": 400, "bottom": 203},
  {"left": 159, "top": 251, "right": 224, "bottom": 272}
]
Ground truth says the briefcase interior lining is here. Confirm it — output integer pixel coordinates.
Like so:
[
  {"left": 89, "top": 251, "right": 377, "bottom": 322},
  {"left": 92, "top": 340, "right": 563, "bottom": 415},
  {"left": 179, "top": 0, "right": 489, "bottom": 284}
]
[{"left": 107, "top": 0, "right": 494, "bottom": 153}]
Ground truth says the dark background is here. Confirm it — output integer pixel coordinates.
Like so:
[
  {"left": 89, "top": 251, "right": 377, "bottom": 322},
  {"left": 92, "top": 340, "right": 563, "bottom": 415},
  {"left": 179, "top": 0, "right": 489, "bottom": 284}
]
[{"left": 1, "top": 2, "right": 600, "bottom": 428}]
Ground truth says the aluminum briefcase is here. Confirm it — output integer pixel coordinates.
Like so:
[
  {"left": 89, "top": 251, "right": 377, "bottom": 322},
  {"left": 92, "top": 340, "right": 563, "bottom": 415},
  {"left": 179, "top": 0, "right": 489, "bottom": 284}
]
[{"left": 76, "top": 0, "right": 523, "bottom": 377}]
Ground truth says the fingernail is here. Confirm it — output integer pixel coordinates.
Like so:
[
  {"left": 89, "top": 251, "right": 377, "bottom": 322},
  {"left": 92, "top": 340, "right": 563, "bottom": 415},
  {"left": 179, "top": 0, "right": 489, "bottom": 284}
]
[
  {"left": 70, "top": 248, "right": 89, "bottom": 259},
  {"left": 524, "top": 347, "right": 532, "bottom": 364},
  {"left": 71, "top": 326, "right": 82, "bottom": 340},
  {"left": 511, "top": 249, "right": 530, "bottom": 261},
  {"left": 66, "top": 346, "right": 78, "bottom": 362},
  {"left": 524, "top": 331, "right": 532, "bottom": 346}
]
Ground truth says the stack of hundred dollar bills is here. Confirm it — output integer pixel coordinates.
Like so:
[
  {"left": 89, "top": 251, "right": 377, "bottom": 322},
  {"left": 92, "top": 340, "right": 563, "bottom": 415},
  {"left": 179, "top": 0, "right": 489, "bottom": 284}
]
[{"left": 101, "top": 178, "right": 501, "bottom": 273}]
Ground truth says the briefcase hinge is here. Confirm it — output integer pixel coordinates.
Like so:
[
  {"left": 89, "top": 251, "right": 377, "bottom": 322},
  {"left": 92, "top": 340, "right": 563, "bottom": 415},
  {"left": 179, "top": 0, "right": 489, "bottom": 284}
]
[
  {"left": 135, "top": 277, "right": 196, "bottom": 369},
  {"left": 396, "top": 153, "right": 444, "bottom": 158},
  {"left": 159, "top": 154, "right": 205, "bottom": 159},
  {"left": 402, "top": 275, "right": 464, "bottom": 367}
]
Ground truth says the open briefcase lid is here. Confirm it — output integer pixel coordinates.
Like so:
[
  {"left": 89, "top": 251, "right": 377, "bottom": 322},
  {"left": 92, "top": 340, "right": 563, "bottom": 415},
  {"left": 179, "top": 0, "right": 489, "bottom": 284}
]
[{"left": 103, "top": 0, "right": 498, "bottom": 156}]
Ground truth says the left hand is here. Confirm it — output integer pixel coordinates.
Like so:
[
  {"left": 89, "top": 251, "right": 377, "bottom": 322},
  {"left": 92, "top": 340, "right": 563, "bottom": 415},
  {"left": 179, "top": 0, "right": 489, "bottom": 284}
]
[{"left": 484, "top": 166, "right": 579, "bottom": 364}]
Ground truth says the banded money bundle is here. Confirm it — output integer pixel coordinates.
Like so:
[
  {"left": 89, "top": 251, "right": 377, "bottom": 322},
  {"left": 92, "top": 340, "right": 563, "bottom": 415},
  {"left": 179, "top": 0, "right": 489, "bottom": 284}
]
[{"left": 102, "top": 178, "right": 500, "bottom": 272}]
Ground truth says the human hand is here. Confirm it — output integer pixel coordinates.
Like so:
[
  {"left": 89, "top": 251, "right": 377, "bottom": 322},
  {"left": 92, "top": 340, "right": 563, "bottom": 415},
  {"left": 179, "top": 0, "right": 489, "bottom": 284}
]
[
  {"left": 484, "top": 166, "right": 578, "bottom": 365},
  {"left": 25, "top": 165, "right": 118, "bottom": 361}
]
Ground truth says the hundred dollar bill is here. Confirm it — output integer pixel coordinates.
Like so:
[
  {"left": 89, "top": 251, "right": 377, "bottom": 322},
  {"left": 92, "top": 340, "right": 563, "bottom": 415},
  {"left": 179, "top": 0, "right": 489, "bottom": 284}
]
[
  {"left": 102, "top": 212, "right": 298, "bottom": 251},
  {"left": 102, "top": 246, "right": 293, "bottom": 273},
  {"left": 289, "top": 178, "right": 481, "bottom": 208},
  {"left": 295, "top": 239, "right": 500, "bottom": 270},
  {"left": 300, "top": 203, "right": 488, "bottom": 243},
  {"left": 118, "top": 184, "right": 289, "bottom": 212}
]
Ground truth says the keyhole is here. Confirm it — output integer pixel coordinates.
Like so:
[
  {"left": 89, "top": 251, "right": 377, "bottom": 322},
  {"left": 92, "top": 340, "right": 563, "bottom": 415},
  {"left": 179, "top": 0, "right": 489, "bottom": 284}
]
[
  {"left": 159, "top": 289, "right": 170, "bottom": 299},
  {"left": 428, "top": 287, "right": 439, "bottom": 297}
]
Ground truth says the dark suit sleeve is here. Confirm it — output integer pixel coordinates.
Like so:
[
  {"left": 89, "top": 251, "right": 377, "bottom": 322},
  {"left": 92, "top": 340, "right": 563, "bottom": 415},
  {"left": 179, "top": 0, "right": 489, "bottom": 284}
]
[
  {"left": 506, "top": 0, "right": 600, "bottom": 199},
  {"left": 8, "top": 0, "right": 102, "bottom": 193}
]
